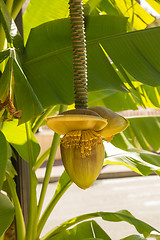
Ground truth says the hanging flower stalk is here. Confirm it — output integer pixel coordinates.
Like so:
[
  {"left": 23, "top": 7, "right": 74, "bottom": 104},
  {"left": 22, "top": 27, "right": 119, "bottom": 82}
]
[
  {"left": 46, "top": 0, "right": 129, "bottom": 189},
  {"left": 69, "top": 0, "right": 88, "bottom": 109}
]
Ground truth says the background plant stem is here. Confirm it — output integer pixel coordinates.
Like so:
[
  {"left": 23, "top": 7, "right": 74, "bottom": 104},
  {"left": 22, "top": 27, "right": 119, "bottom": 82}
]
[
  {"left": 37, "top": 177, "right": 72, "bottom": 238},
  {"left": 37, "top": 105, "right": 68, "bottom": 223},
  {"left": 25, "top": 121, "right": 37, "bottom": 240}
]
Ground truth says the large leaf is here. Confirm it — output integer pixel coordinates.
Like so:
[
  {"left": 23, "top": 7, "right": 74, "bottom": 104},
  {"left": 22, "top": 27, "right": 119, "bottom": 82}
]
[
  {"left": 49, "top": 220, "right": 111, "bottom": 240},
  {"left": 1, "top": 119, "right": 40, "bottom": 163},
  {"left": 88, "top": 90, "right": 138, "bottom": 111},
  {"left": 23, "top": 15, "right": 128, "bottom": 108},
  {"left": 104, "top": 148, "right": 160, "bottom": 176},
  {"left": 44, "top": 210, "right": 159, "bottom": 239},
  {"left": 23, "top": 0, "right": 90, "bottom": 42},
  {"left": 0, "top": 192, "right": 14, "bottom": 237},
  {"left": 0, "top": 131, "right": 8, "bottom": 190},
  {"left": 112, "top": 116, "right": 160, "bottom": 152},
  {"left": 102, "top": 27, "right": 160, "bottom": 87}
]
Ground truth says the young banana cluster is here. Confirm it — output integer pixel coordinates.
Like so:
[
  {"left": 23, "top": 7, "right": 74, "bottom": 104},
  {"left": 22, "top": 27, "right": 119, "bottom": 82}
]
[{"left": 46, "top": 106, "right": 129, "bottom": 189}]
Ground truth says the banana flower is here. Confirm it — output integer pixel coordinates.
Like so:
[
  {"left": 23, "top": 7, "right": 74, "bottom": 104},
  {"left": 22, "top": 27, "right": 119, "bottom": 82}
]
[{"left": 46, "top": 106, "right": 128, "bottom": 189}]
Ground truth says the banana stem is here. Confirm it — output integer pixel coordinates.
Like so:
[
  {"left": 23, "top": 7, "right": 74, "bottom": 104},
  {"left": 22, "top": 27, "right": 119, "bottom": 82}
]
[
  {"left": 37, "top": 177, "right": 72, "bottom": 239},
  {"left": 25, "top": 121, "right": 37, "bottom": 240},
  {"left": 69, "top": 0, "right": 88, "bottom": 109},
  {"left": 37, "top": 105, "right": 68, "bottom": 222}
]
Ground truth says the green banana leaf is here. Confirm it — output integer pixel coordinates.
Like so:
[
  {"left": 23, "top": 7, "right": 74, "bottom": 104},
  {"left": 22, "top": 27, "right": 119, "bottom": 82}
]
[
  {"left": 112, "top": 116, "right": 160, "bottom": 152},
  {"left": 0, "top": 0, "right": 23, "bottom": 50},
  {"left": 102, "top": 27, "right": 160, "bottom": 87},
  {"left": 49, "top": 221, "right": 111, "bottom": 240},
  {"left": 13, "top": 49, "right": 43, "bottom": 123},
  {"left": 0, "top": 131, "right": 8, "bottom": 190},
  {"left": 43, "top": 210, "right": 159, "bottom": 239},
  {"left": 23, "top": 15, "right": 128, "bottom": 108},
  {"left": 0, "top": 2, "right": 43, "bottom": 123},
  {"left": 0, "top": 192, "right": 14, "bottom": 237},
  {"left": 0, "top": 48, "right": 10, "bottom": 63},
  {"left": 104, "top": 148, "right": 160, "bottom": 176},
  {"left": 121, "top": 235, "right": 147, "bottom": 240},
  {"left": 88, "top": 90, "right": 138, "bottom": 111},
  {"left": 0, "top": 58, "right": 11, "bottom": 102},
  {"left": 1, "top": 119, "right": 40, "bottom": 163},
  {"left": 145, "top": 0, "right": 160, "bottom": 14},
  {"left": 98, "top": 0, "right": 155, "bottom": 29}
]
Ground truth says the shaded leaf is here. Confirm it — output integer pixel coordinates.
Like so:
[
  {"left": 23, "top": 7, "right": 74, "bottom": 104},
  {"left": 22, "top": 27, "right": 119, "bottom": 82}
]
[
  {"left": 0, "top": 192, "right": 14, "bottom": 237},
  {"left": 13, "top": 49, "right": 43, "bottom": 123},
  {"left": 88, "top": 91, "right": 138, "bottom": 111},
  {"left": 1, "top": 119, "right": 40, "bottom": 163},
  {"left": 0, "top": 58, "right": 11, "bottom": 102},
  {"left": 102, "top": 27, "right": 160, "bottom": 87},
  {"left": 23, "top": 15, "right": 128, "bottom": 108},
  {"left": 0, "top": 48, "right": 10, "bottom": 63},
  {"left": 0, "top": 131, "right": 8, "bottom": 190},
  {"left": 112, "top": 116, "right": 160, "bottom": 152}
]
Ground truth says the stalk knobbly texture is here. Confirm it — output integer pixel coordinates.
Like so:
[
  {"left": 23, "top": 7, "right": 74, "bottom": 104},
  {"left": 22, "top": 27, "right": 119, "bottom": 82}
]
[{"left": 69, "top": 0, "right": 88, "bottom": 109}]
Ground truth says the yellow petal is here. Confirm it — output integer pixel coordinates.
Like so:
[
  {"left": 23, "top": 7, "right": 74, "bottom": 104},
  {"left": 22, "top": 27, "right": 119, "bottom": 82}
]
[
  {"left": 46, "top": 109, "right": 107, "bottom": 135},
  {"left": 60, "top": 130, "right": 105, "bottom": 189},
  {"left": 89, "top": 106, "right": 129, "bottom": 138}
]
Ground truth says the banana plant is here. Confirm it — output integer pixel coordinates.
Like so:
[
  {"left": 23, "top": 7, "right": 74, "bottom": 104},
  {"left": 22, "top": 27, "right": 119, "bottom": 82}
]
[{"left": 0, "top": 0, "right": 160, "bottom": 239}]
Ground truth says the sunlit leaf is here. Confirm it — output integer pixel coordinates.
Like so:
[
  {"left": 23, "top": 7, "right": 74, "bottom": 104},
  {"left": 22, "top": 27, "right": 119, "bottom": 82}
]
[
  {"left": 145, "top": 0, "right": 160, "bottom": 14},
  {"left": 1, "top": 119, "right": 40, "bottom": 163},
  {"left": 102, "top": 27, "right": 160, "bottom": 87},
  {"left": 98, "top": 0, "right": 155, "bottom": 29},
  {"left": 104, "top": 148, "right": 160, "bottom": 176},
  {"left": 23, "top": 0, "right": 89, "bottom": 42}
]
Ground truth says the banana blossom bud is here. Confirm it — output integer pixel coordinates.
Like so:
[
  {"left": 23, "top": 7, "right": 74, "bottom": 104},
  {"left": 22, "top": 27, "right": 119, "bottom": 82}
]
[{"left": 46, "top": 107, "right": 129, "bottom": 189}]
